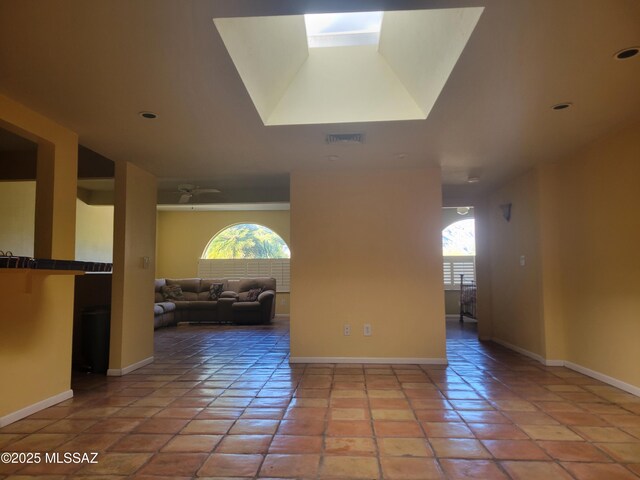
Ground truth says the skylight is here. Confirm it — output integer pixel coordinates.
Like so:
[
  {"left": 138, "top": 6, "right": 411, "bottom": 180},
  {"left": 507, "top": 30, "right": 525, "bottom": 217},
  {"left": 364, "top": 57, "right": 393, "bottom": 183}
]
[{"left": 305, "top": 11, "right": 383, "bottom": 48}]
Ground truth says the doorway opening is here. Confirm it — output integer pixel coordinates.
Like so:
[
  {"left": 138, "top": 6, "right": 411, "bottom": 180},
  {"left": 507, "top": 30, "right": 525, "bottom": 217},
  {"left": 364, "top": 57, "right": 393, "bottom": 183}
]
[{"left": 442, "top": 207, "right": 477, "bottom": 340}]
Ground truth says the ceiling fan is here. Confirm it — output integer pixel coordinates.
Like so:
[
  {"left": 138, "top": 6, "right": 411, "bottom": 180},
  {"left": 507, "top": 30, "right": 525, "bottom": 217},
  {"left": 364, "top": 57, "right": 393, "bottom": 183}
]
[{"left": 177, "top": 184, "right": 220, "bottom": 204}]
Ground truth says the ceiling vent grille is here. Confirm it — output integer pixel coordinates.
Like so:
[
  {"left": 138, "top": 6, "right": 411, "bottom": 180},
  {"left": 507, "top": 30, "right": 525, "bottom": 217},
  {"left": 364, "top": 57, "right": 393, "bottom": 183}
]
[{"left": 325, "top": 133, "right": 364, "bottom": 144}]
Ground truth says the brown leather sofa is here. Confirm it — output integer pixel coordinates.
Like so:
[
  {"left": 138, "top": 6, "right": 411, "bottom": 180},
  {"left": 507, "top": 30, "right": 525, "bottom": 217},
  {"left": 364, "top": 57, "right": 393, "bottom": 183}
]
[{"left": 154, "top": 277, "right": 276, "bottom": 329}]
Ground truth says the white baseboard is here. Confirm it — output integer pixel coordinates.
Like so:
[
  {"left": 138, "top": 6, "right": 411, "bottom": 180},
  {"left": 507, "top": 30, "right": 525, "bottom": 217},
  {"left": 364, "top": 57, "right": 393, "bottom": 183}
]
[
  {"left": 107, "top": 356, "right": 154, "bottom": 376},
  {"left": 564, "top": 361, "right": 640, "bottom": 397},
  {"left": 289, "top": 357, "right": 448, "bottom": 365},
  {"left": 491, "top": 337, "right": 546, "bottom": 364},
  {"left": 491, "top": 338, "right": 640, "bottom": 397},
  {"left": 0, "top": 389, "right": 73, "bottom": 428}
]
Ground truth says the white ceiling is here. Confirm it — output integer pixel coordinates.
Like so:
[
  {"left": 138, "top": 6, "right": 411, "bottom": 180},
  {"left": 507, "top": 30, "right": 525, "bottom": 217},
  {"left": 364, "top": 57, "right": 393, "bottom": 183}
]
[{"left": 0, "top": 0, "right": 639, "bottom": 203}]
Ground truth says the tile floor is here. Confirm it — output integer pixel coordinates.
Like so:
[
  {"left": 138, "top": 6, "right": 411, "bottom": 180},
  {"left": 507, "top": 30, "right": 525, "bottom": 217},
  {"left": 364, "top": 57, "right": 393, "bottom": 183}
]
[{"left": 1, "top": 317, "right": 639, "bottom": 479}]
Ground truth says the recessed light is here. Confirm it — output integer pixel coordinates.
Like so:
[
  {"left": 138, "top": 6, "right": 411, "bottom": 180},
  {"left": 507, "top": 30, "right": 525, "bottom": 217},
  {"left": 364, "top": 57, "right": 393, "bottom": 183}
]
[
  {"left": 467, "top": 176, "right": 480, "bottom": 184},
  {"left": 551, "top": 102, "right": 572, "bottom": 111},
  {"left": 326, "top": 155, "right": 340, "bottom": 161},
  {"left": 614, "top": 47, "right": 639, "bottom": 60},
  {"left": 457, "top": 207, "right": 470, "bottom": 216},
  {"left": 139, "top": 111, "right": 158, "bottom": 119},
  {"left": 396, "top": 153, "right": 408, "bottom": 160}
]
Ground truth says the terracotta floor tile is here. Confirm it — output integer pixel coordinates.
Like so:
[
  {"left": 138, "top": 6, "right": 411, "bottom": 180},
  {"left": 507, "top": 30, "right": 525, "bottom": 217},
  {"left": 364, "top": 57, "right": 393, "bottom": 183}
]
[
  {"left": 284, "top": 407, "right": 328, "bottom": 419},
  {"left": 111, "top": 406, "right": 162, "bottom": 418},
  {"left": 326, "top": 420, "right": 372, "bottom": 437},
  {"left": 153, "top": 407, "right": 203, "bottom": 419},
  {"left": 196, "top": 407, "right": 244, "bottom": 419},
  {"left": 369, "top": 399, "right": 412, "bottom": 409},
  {"left": 374, "top": 421, "right": 424, "bottom": 437},
  {"left": 138, "top": 452, "right": 208, "bottom": 476},
  {"left": 455, "top": 410, "right": 509, "bottom": 424},
  {"left": 481, "top": 439, "right": 550, "bottom": 460},
  {"left": 549, "top": 411, "right": 610, "bottom": 426},
  {"left": 216, "top": 434, "right": 272, "bottom": 453},
  {"left": 180, "top": 419, "right": 234, "bottom": 434},
  {"left": 414, "top": 409, "right": 461, "bottom": 422},
  {"left": 520, "top": 424, "right": 584, "bottom": 440},
  {"left": 259, "top": 453, "right": 320, "bottom": 477},
  {"left": 5, "top": 433, "right": 76, "bottom": 452},
  {"left": 429, "top": 438, "right": 491, "bottom": 459},
  {"left": 228, "top": 419, "right": 279, "bottom": 435},
  {"left": 422, "top": 422, "right": 474, "bottom": 438},
  {"left": 85, "top": 418, "right": 143, "bottom": 433},
  {"left": 505, "top": 411, "right": 560, "bottom": 425},
  {"left": 39, "top": 418, "right": 97, "bottom": 433},
  {"left": 596, "top": 442, "right": 640, "bottom": 462},
  {"left": 133, "top": 418, "right": 190, "bottom": 434},
  {"left": 269, "top": 435, "right": 323, "bottom": 453},
  {"left": 467, "top": 422, "right": 528, "bottom": 440},
  {"left": 329, "top": 408, "right": 369, "bottom": 420},
  {"left": 325, "top": 437, "right": 377, "bottom": 455},
  {"left": 562, "top": 462, "right": 639, "bottom": 480},
  {"left": 77, "top": 452, "right": 152, "bottom": 475},
  {"left": 573, "top": 426, "right": 639, "bottom": 442},
  {"left": 377, "top": 437, "right": 433, "bottom": 457},
  {"left": 319, "top": 455, "right": 380, "bottom": 478},
  {"left": 439, "top": 459, "right": 508, "bottom": 479},
  {"left": 57, "top": 433, "right": 123, "bottom": 453},
  {"left": 161, "top": 434, "right": 222, "bottom": 452},
  {"left": 538, "top": 440, "right": 611, "bottom": 461},
  {"left": 277, "top": 418, "right": 325, "bottom": 435},
  {"left": 371, "top": 409, "right": 415, "bottom": 421},
  {"left": 380, "top": 457, "right": 443, "bottom": 479},
  {"left": 198, "top": 453, "right": 263, "bottom": 477},
  {"left": 110, "top": 433, "right": 173, "bottom": 452},
  {"left": 241, "top": 407, "right": 284, "bottom": 419},
  {"left": 500, "top": 460, "right": 576, "bottom": 480}
]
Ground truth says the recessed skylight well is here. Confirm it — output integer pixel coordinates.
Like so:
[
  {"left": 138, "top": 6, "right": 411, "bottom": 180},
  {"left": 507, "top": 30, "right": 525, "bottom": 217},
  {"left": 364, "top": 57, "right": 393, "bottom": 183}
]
[{"left": 305, "top": 11, "right": 383, "bottom": 48}]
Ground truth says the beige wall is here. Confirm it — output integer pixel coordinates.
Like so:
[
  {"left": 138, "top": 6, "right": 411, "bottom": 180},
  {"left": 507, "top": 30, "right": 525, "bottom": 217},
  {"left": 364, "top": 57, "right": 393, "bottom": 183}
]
[
  {"left": 156, "top": 209, "right": 291, "bottom": 314},
  {"left": 0, "top": 181, "right": 35, "bottom": 256},
  {"left": 482, "top": 120, "right": 640, "bottom": 390},
  {"left": 290, "top": 168, "right": 446, "bottom": 361},
  {"left": 0, "top": 94, "right": 78, "bottom": 422},
  {"left": 75, "top": 199, "right": 114, "bottom": 262},
  {"left": 487, "top": 169, "right": 544, "bottom": 356},
  {"left": 549, "top": 122, "right": 640, "bottom": 387},
  {"left": 109, "top": 161, "right": 157, "bottom": 372}
]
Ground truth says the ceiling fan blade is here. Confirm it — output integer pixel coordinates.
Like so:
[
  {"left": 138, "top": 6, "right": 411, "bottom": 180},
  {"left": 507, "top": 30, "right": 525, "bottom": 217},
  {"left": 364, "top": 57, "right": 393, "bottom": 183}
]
[{"left": 178, "top": 193, "right": 192, "bottom": 204}]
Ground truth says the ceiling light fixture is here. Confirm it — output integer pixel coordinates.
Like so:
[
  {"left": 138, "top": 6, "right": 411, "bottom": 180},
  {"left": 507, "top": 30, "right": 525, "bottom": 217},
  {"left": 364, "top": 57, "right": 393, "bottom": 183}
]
[
  {"left": 326, "top": 155, "right": 340, "bottom": 161},
  {"left": 551, "top": 102, "right": 572, "bottom": 111},
  {"left": 456, "top": 207, "right": 470, "bottom": 216},
  {"left": 467, "top": 176, "right": 480, "bottom": 184},
  {"left": 139, "top": 111, "right": 158, "bottom": 119},
  {"left": 614, "top": 47, "right": 639, "bottom": 60}
]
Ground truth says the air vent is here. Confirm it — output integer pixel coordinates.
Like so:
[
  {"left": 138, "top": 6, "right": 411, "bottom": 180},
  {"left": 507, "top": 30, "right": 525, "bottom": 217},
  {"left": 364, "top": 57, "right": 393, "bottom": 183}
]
[{"left": 325, "top": 133, "right": 365, "bottom": 144}]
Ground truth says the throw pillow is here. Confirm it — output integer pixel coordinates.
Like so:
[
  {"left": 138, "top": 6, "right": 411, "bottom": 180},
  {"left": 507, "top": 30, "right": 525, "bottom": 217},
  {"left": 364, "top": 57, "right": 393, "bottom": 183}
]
[
  {"left": 161, "top": 284, "right": 184, "bottom": 301},
  {"left": 238, "top": 287, "right": 262, "bottom": 302},
  {"left": 209, "top": 283, "right": 224, "bottom": 301}
]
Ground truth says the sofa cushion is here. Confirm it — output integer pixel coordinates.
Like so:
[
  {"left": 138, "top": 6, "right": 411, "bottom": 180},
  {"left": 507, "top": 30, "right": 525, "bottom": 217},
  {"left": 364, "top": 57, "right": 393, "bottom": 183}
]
[
  {"left": 161, "top": 284, "right": 185, "bottom": 301},
  {"left": 232, "top": 301, "right": 261, "bottom": 310},
  {"left": 167, "top": 278, "right": 201, "bottom": 294},
  {"left": 238, "top": 287, "right": 262, "bottom": 302},
  {"left": 154, "top": 304, "right": 165, "bottom": 315},
  {"left": 172, "top": 301, "right": 191, "bottom": 311},
  {"left": 238, "top": 277, "right": 276, "bottom": 293},
  {"left": 187, "top": 301, "right": 218, "bottom": 311},
  {"left": 156, "top": 302, "right": 176, "bottom": 313}
]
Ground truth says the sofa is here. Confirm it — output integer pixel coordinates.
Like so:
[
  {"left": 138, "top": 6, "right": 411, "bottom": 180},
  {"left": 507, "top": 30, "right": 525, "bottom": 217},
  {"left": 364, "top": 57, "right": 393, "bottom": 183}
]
[{"left": 154, "top": 277, "right": 276, "bottom": 329}]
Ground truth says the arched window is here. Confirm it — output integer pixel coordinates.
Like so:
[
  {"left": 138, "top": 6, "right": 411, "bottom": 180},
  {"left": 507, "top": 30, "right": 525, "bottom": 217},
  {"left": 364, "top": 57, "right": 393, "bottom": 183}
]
[
  {"left": 203, "top": 224, "right": 290, "bottom": 259},
  {"left": 442, "top": 219, "right": 475, "bottom": 256},
  {"left": 199, "top": 223, "right": 291, "bottom": 292},
  {"left": 442, "top": 219, "right": 476, "bottom": 287}
]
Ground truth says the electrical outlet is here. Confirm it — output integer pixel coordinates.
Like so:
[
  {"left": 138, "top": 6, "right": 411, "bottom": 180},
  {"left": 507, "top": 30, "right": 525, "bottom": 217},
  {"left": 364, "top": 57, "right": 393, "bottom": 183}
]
[
  {"left": 364, "top": 324, "right": 372, "bottom": 336},
  {"left": 343, "top": 324, "right": 351, "bottom": 336}
]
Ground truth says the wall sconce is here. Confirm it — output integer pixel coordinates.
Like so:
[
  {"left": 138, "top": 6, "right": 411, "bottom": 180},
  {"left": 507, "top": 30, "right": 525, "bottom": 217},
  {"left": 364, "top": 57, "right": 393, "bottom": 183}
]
[{"left": 500, "top": 203, "right": 512, "bottom": 222}]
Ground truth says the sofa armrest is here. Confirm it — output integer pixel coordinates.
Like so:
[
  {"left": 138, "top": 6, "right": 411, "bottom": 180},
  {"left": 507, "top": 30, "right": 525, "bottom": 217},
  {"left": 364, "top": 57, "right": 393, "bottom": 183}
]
[
  {"left": 220, "top": 291, "right": 239, "bottom": 299},
  {"left": 257, "top": 289, "right": 274, "bottom": 302}
]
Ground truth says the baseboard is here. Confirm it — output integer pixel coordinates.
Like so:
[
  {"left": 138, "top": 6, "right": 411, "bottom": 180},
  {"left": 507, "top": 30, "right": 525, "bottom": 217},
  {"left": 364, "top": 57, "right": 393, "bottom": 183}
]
[
  {"left": 564, "top": 361, "right": 640, "bottom": 397},
  {"left": 491, "top": 338, "right": 640, "bottom": 397},
  {"left": 491, "top": 337, "right": 546, "bottom": 364},
  {"left": 0, "top": 389, "right": 73, "bottom": 428},
  {"left": 107, "top": 356, "right": 154, "bottom": 376},
  {"left": 289, "top": 357, "right": 448, "bottom": 365}
]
